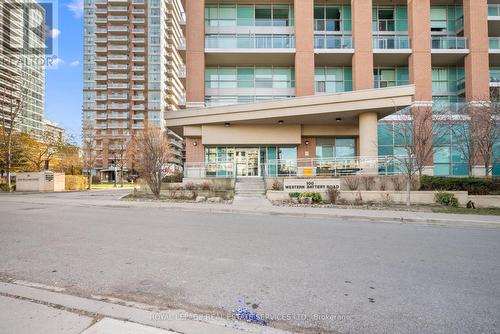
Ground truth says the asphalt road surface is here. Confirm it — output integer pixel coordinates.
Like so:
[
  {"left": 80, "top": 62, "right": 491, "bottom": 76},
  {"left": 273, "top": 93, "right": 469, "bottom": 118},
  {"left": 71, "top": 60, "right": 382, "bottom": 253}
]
[{"left": 0, "top": 191, "right": 499, "bottom": 334}]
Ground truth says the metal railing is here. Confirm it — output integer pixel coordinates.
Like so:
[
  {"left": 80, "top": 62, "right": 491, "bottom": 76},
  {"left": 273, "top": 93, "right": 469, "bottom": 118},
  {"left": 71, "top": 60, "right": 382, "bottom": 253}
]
[
  {"left": 431, "top": 36, "right": 468, "bottom": 50},
  {"left": 205, "top": 35, "right": 295, "bottom": 49},
  {"left": 314, "top": 35, "right": 352, "bottom": 49},
  {"left": 373, "top": 35, "right": 410, "bottom": 49},
  {"left": 184, "top": 156, "right": 409, "bottom": 178}
]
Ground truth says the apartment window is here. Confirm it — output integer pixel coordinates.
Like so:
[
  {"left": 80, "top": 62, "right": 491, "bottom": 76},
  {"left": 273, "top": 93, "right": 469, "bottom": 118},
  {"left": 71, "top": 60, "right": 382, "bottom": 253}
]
[
  {"left": 205, "top": 4, "right": 293, "bottom": 27},
  {"left": 314, "top": 5, "right": 351, "bottom": 32},
  {"left": 432, "top": 67, "right": 465, "bottom": 96},
  {"left": 205, "top": 66, "right": 295, "bottom": 90},
  {"left": 372, "top": 6, "right": 408, "bottom": 32},
  {"left": 315, "top": 67, "right": 352, "bottom": 93},
  {"left": 374, "top": 67, "right": 408, "bottom": 88},
  {"left": 316, "top": 138, "right": 356, "bottom": 159},
  {"left": 430, "top": 6, "right": 463, "bottom": 33}
]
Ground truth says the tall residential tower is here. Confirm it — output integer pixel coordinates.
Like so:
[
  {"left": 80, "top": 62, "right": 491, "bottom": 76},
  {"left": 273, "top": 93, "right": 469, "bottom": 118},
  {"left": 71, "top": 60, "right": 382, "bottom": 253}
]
[{"left": 83, "top": 0, "right": 186, "bottom": 179}]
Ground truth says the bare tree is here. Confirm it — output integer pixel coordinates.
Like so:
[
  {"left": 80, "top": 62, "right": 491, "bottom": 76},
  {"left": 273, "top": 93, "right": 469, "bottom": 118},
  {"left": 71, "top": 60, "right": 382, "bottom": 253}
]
[
  {"left": 470, "top": 101, "right": 500, "bottom": 176},
  {"left": 0, "top": 84, "right": 24, "bottom": 191},
  {"left": 136, "top": 127, "right": 171, "bottom": 199},
  {"left": 445, "top": 104, "right": 475, "bottom": 177},
  {"left": 82, "top": 121, "right": 97, "bottom": 190},
  {"left": 110, "top": 138, "right": 129, "bottom": 188},
  {"left": 388, "top": 105, "right": 448, "bottom": 206}
]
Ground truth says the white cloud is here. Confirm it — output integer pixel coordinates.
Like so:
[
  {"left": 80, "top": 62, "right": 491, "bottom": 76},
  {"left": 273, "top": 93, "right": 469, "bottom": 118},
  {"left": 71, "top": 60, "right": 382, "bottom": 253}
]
[
  {"left": 52, "top": 58, "right": 64, "bottom": 66},
  {"left": 67, "top": 0, "right": 84, "bottom": 18},
  {"left": 48, "top": 28, "right": 61, "bottom": 39},
  {"left": 70, "top": 60, "right": 80, "bottom": 67}
]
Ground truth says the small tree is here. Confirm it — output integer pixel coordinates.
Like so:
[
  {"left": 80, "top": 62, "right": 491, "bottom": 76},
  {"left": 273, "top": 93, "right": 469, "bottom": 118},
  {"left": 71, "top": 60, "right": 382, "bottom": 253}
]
[
  {"left": 0, "top": 85, "right": 25, "bottom": 191},
  {"left": 446, "top": 104, "right": 475, "bottom": 176},
  {"left": 25, "top": 130, "right": 63, "bottom": 171},
  {"left": 137, "top": 127, "right": 171, "bottom": 199},
  {"left": 82, "top": 121, "right": 97, "bottom": 190}
]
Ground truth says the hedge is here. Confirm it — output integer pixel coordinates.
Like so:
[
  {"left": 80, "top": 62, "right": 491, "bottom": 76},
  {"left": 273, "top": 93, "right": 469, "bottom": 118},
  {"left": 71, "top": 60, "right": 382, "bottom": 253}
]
[{"left": 420, "top": 176, "right": 500, "bottom": 195}]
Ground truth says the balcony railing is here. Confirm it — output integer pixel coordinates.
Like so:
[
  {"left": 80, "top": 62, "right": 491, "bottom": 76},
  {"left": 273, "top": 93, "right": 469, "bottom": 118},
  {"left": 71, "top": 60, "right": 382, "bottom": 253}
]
[
  {"left": 314, "top": 35, "right": 352, "bottom": 49},
  {"left": 373, "top": 36, "right": 410, "bottom": 49},
  {"left": 431, "top": 36, "right": 468, "bottom": 50},
  {"left": 205, "top": 18, "right": 293, "bottom": 28},
  {"left": 374, "top": 80, "right": 409, "bottom": 89},
  {"left": 490, "top": 69, "right": 500, "bottom": 83},
  {"left": 205, "top": 35, "right": 295, "bottom": 49}
]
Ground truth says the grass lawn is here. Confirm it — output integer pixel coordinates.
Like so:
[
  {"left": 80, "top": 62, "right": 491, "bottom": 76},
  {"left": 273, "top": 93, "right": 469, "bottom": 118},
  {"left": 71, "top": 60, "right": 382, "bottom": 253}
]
[
  {"left": 432, "top": 207, "right": 500, "bottom": 216},
  {"left": 91, "top": 183, "right": 129, "bottom": 188}
]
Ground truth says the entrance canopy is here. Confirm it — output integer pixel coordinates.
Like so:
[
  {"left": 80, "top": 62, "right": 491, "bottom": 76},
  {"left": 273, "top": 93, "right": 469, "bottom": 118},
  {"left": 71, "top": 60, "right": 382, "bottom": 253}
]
[{"left": 166, "top": 85, "right": 415, "bottom": 136}]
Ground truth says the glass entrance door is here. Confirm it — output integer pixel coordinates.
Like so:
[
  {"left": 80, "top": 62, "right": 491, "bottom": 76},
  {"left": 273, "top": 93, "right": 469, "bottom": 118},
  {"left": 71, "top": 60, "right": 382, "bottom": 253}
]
[{"left": 235, "top": 148, "right": 260, "bottom": 177}]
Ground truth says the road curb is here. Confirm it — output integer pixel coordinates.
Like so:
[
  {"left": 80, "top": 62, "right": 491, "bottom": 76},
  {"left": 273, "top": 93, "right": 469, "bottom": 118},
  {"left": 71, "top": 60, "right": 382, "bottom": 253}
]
[{"left": 0, "top": 281, "right": 291, "bottom": 334}]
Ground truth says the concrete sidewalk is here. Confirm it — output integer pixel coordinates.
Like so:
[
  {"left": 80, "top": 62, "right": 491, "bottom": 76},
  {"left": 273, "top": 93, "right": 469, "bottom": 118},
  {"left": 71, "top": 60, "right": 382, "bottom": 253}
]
[{"left": 0, "top": 281, "right": 289, "bottom": 334}]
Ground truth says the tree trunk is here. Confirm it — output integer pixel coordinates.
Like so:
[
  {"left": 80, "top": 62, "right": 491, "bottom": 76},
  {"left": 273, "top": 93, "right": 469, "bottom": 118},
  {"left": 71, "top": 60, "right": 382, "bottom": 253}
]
[
  {"left": 87, "top": 172, "right": 92, "bottom": 190},
  {"left": 485, "top": 161, "right": 490, "bottom": 177},
  {"left": 7, "top": 135, "right": 12, "bottom": 192},
  {"left": 120, "top": 167, "right": 123, "bottom": 187},
  {"left": 406, "top": 175, "right": 411, "bottom": 207}
]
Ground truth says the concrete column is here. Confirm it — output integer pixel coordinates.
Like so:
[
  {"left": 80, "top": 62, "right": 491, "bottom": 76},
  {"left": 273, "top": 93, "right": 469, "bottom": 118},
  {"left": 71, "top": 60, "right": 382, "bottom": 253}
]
[
  {"left": 463, "top": 0, "right": 490, "bottom": 101},
  {"left": 352, "top": 0, "right": 373, "bottom": 90},
  {"left": 185, "top": 0, "right": 205, "bottom": 108},
  {"left": 359, "top": 112, "right": 378, "bottom": 174},
  {"left": 408, "top": 0, "right": 432, "bottom": 102},
  {"left": 294, "top": 0, "right": 315, "bottom": 96}
]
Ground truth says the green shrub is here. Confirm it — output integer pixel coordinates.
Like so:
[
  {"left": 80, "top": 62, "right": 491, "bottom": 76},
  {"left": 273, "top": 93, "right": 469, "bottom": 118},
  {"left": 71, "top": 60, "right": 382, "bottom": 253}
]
[
  {"left": 435, "top": 192, "right": 459, "bottom": 207},
  {"left": 0, "top": 182, "right": 11, "bottom": 192},
  {"left": 421, "top": 176, "right": 500, "bottom": 195},
  {"left": 299, "top": 192, "right": 322, "bottom": 203},
  {"left": 289, "top": 192, "right": 301, "bottom": 198}
]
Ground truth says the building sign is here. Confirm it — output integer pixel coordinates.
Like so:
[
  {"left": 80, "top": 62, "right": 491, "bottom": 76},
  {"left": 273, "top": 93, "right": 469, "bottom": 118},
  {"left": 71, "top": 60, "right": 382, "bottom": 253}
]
[{"left": 283, "top": 178, "right": 341, "bottom": 191}]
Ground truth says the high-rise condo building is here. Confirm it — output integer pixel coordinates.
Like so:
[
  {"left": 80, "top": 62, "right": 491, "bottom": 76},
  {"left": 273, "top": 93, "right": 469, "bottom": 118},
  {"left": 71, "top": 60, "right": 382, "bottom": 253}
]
[
  {"left": 83, "top": 0, "right": 186, "bottom": 180},
  {"left": 166, "top": 0, "right": 500, "bottom": 178},
  {"left": 0, "top": 0, "right": 45, "bottom": 139}
]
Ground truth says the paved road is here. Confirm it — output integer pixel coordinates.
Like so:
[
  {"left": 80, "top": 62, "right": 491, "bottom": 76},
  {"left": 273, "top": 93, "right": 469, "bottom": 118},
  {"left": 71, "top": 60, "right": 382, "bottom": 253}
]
[{"left": 0, "top": 191, "right": 499, "bottom": 334}]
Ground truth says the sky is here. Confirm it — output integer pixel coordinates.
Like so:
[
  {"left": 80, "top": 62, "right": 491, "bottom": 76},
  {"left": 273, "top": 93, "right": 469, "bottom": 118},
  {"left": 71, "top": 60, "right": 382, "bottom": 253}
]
[{"left": 44, "top": 0, "right": 84, "bottom": 140}]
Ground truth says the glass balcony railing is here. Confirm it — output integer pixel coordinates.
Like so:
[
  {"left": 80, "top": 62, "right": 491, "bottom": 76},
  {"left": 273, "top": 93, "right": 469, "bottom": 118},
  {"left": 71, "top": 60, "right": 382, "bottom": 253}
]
[
  {"left": 373, "top": 36, "right": 410, "bottom": 49},
  {"left": 205, "top": 35, "right": 295, "bottom": 49},
  {"left": 490, "top": 37, "right": 500, "bottom": 49},
  {"left": 431, "top": 36, "right": 467, "bottom": 50},
  {"left": 374, "top": 80, "right": 409, "bottom": 89},
  {"left": 205, "top": 18, "right": 293, "bottom": 27},
  {"left": 314, "top": 35, "right": 352, "bottom": 49},
  {"left": 205, "top": 80, "right": 295, "bottom": 89}
]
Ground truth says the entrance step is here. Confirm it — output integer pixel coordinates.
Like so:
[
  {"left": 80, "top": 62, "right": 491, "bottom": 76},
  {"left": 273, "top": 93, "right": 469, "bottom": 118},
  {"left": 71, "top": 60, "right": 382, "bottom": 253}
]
[{"left": 235, "top": 177, "right": 266, "bottom": 197}]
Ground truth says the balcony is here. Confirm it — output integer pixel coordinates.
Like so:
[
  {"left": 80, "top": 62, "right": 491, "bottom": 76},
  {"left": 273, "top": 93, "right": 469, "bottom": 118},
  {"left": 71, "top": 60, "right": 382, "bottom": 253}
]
[
  {"left": 431, "top": 36, "right": 468, "bottom": 50},
  {"left": 108, "top": 94, "right": 128, "bottom": 100},
  {"left": 132, "top": 18, "right": 145, "bottom": 24},
  {"left": 108, "top": 113, "right": 129, "bottom": 119},
  {"left": 108, "top": 64, "right": 128, "bottom": 71},
  {"left": 95, "top": 84, "right": 107, "bottom": 90},
  {"left": 206, "top": 35, "right": 295, "bottom": 50},
  {"left": 132, "top": 85, "right": 145, "bottom": 90},
  {"left": 108, "top": 36, "right": 128, "bottom": 43},
  {"left": 132, "top": 104, "right": 145, "bottom": 110},
  {"left": 314, "top": 35, "right": 353, "bottom": 50},
  {"left": 373, "top": 36, "right": 410, "bottom": 50},
  {"left": 108, "top": 26, "right": 128, "bottom": 33},
  {"left": 95, "top": 105, "right": 107, "bottom": 111},
  {"left": 132, "top": 38, "right": 145, "bottom": 44},
  {"left": 108, "top": 6, "right": 128, "bottom": 12},
  {"left": 109, "top": 103, "right": 129, "bottom": 110},
  {"left": 108, "top": 45, "right": 128, "bottom": 51},
  {"left": 108, "top": 16, "right": 128, "bottom": 22},
  {"left": 132, "top": 95, "right": 145, "bottom": 101},
  {"left": 95, "top": 56, "right": 107, "bottom": 62},
  {"left": 108, "top": 74, "right": 128, "bottom": 80},
  {"left": 132, "top": 123, "right": 145, "bottom": 129},
  {"left": 108, "top": 83, "right": 128, "bottom": 89},
  {"left": 96, "top": 114, "right": 107, "bottom": 120},
  {"left": 132, "top": 75, "right": 145, "bottom": 81},
  {"left": 374, "top": 80, "right": 409, "bottom": 89},
  {"left": 95, "top": 66, "right": 107, "bottom": 72},
  {"left": 132, "top": 113, "right": 145, "bottom": 120},
  {"left": 132, "top": 47, "right": 145, "bottom": 53},
  {"left": 132, "top": 66, "right": 145, "bottom": 71},
  {"left": 95, "top": 75, "right": 107, "bottom": 81},
  {"left": 132, "top": 8, "right": 146, "bottom": 15},
  {"left": 108, "top": 54, "right": 128, "bottom": 61},
  {"left": 133, "top": 56, "right": 145, "bottom": 62}
]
